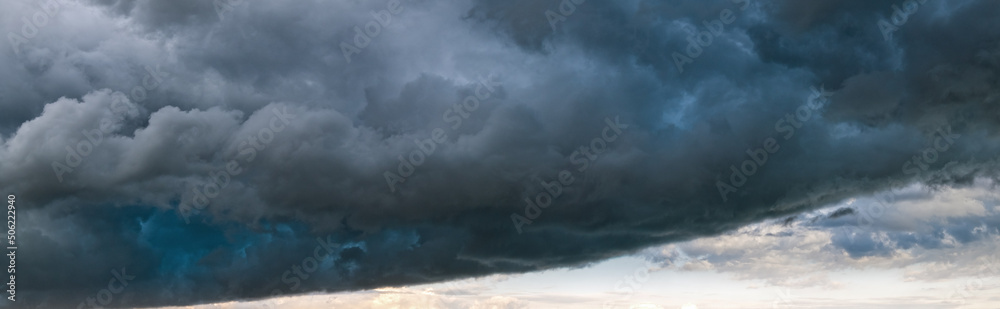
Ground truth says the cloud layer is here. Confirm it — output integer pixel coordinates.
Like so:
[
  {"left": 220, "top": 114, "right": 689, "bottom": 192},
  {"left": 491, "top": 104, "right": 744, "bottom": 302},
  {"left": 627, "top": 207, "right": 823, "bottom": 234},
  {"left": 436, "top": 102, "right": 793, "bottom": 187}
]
[
  {"left": 1, "top": 0, "right": 1000, "bottom": 307},
  {"left": 645, "top": 179, "right": 1000, "bottom": 289}
]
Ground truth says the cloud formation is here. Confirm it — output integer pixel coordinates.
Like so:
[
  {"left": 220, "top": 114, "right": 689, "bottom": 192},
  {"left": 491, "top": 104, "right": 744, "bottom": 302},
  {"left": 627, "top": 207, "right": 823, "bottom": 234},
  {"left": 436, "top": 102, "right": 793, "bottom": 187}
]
[
  {"left": 1, "top": 0, "right": 1000, "bottom": 307},
  {"left": 644, "top": 179, "right": 1000, "bottom": 290}
]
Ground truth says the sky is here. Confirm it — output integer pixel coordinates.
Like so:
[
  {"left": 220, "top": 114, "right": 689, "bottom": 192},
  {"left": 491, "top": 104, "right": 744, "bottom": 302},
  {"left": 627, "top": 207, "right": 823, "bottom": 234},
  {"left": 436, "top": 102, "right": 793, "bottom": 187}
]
[{"left": 0, "top": 0, "right": 999, "bottom": 308}]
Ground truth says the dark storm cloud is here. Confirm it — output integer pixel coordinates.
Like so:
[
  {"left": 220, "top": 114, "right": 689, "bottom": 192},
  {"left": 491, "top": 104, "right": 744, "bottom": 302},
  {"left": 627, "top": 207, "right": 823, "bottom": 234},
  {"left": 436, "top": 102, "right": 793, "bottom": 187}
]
[{"left": 2, "top": 0, "right": 1000, "bottom": 307}]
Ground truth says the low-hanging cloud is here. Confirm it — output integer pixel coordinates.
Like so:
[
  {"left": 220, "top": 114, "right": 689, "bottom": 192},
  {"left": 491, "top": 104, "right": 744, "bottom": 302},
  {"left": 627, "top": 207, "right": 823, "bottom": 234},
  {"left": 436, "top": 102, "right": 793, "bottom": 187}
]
[{"left": 1, "top": 0, "right": 1000, "bottom": 307}]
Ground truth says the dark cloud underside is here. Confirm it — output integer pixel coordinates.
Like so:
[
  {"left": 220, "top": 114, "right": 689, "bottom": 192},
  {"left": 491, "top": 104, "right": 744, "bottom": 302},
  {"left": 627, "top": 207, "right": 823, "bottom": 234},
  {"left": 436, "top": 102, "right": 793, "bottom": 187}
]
[{"left": 1, "top": 0, "right": 1000, "bottom": 307}]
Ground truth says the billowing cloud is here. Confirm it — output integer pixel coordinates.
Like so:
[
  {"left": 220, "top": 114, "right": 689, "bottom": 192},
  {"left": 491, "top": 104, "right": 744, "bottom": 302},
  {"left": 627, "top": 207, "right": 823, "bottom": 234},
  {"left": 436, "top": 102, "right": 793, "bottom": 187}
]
[{"left": 1, "top": 0, "right": 1000, "bottom": 308}]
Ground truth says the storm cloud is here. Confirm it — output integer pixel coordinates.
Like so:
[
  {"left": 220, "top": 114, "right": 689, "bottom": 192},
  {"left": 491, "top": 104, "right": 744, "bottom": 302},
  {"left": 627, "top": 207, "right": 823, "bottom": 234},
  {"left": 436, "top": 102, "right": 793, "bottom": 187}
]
[{"left": 1, "top": 0, "right": 1000, "bottom": 307}]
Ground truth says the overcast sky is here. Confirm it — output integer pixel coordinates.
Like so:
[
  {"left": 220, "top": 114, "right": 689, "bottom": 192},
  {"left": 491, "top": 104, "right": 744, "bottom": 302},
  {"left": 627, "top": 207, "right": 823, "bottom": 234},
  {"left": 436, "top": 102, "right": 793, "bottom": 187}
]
[{"left": 1, "top": 0, "right": 999, "bottom": 308}]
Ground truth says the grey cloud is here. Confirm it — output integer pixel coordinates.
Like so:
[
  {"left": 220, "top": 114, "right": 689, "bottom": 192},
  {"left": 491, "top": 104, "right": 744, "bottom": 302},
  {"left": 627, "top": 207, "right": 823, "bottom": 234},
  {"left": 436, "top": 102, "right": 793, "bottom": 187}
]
[
  {"left": 643, "top": 180, "right": 1000, "bottom": 288},
  {"left": 2, "top": 0, "right": 1000, "bottom": 307}
]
